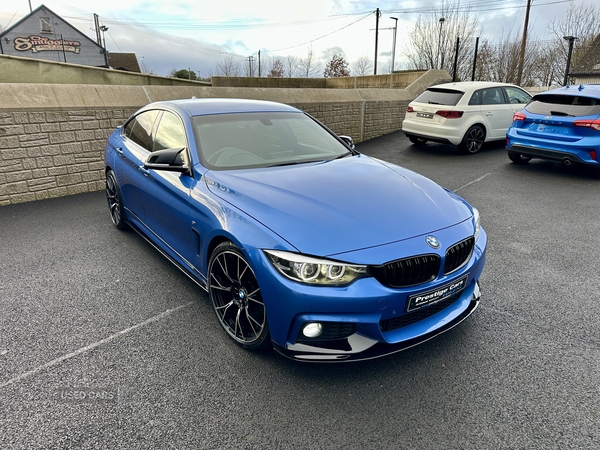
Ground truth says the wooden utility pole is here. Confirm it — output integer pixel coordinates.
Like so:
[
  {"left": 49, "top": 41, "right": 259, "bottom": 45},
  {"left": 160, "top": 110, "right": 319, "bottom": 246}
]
[
  {"left": 374, "top": 8, "right": 380, "bottom": 75},
  {"left": 94, "top": 14, "right": 102, "bottom": 46},
  {"left": 516, "top": 0, "right": 532, "bottom": 85}
]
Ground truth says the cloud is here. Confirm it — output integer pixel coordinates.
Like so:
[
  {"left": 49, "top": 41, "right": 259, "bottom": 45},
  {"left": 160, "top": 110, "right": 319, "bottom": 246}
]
[{"left": 1, "top": 0, "right": 595, "bottom": 76}]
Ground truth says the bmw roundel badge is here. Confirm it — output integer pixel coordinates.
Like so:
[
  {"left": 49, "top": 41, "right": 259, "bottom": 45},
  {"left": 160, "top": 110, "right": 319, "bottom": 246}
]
[{"left": 426, "top": 235, "right": 441, "bottom": 249}]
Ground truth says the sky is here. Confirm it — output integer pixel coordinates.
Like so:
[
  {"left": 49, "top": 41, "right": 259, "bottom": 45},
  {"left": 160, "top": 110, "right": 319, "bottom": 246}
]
[{"left": 0, "top": 0, "right": 596, "bottom": 77}]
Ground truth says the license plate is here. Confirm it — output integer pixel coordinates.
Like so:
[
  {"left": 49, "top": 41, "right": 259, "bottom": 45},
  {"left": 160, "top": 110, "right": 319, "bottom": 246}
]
[
  {"left": 407, "top": 275, "right": 468, "bottom": 312},
  {"left": 416, "top": 112, "right": 433, "bottom": 119},
  {"left": 536, "top": 124, "right": 566, "bottom": 134}
]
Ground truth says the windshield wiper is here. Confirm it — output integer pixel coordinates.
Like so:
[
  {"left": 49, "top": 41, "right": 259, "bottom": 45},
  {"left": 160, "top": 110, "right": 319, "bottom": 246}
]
[
  {"left": 333, "top": 151, "right": 354, "bottom": 160},
  {"left": 268, "top": 153, "right": 353, "bottom": 167},
  {"left": 267, "top": 159, "right": 324, "bottom": 167}
]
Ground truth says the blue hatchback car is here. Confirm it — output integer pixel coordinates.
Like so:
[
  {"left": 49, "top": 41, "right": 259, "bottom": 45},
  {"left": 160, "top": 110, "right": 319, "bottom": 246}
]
[
  {"left": 104, "top": 98, "right": 486, "bottom": 361},
  {"left": 506, "top": 84, "right": 600, "bottom": 166}
]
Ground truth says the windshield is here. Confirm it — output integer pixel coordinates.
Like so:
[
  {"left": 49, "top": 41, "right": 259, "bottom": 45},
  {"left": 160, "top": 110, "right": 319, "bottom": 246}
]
[
  {"left": 413, "top": 88, "right": 464, "bottom": 106},
  {"left": 193, "top": 111, "right": 353, "bottom": 170}
]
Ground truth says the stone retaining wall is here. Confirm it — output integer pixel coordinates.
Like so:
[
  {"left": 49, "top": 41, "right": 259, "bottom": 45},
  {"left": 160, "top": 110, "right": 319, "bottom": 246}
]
[
  {"left": 0, "top": 70, "right": 449, "bottom": 206},
  {"left": 0, "top": 108, "right": 136, "bottom": 205}
]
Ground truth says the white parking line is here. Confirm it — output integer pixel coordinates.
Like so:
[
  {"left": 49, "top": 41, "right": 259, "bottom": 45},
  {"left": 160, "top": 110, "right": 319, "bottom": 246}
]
[
  {"left": 454, "top": 173, "right": 492, "bottom": 192},
  {"left": 0, "top": 301, "right": 195, "bottom": 389}
]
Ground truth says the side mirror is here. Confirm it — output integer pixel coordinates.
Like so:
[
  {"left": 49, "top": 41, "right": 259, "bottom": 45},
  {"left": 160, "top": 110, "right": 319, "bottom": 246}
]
[
  {"left": 339, "top": 135, "right": 355, "bottom": 150},
  {"left": 144, "top": 148, "right": 190, "bottom": 174}
]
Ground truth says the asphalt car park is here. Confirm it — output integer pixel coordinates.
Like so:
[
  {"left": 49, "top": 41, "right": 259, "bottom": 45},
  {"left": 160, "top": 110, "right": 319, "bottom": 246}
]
[{"left": 1, "top": 132, "right": 599, "bottom": 449}]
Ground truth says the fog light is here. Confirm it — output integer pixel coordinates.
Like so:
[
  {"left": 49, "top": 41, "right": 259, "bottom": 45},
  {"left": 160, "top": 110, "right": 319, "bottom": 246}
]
[{"left": 302, "top": 322, "right": 323, "bottom": 338}]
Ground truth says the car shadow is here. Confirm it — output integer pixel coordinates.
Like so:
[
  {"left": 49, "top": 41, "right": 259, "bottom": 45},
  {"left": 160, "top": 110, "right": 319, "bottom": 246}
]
[
  {"left": 505, "top": 158, "right": 600, "bottom": 180},
  {"left": 406, "top": 140, "right": 505, "bottom": 156}
]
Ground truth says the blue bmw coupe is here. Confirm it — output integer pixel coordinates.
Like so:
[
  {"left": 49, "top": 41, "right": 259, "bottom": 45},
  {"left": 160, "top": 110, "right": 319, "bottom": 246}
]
[{"left": 104, "top": 98, "right": 487, "bottom": 361}]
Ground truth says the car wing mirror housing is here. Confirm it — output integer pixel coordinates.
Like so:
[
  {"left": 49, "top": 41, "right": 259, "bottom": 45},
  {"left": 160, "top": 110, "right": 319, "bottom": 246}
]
[
  {"left": 144, "top": 148, "right": 190, "bottom": 173},
  {"left": 339, "top": 135, "right": 355, "bottom": 150}
]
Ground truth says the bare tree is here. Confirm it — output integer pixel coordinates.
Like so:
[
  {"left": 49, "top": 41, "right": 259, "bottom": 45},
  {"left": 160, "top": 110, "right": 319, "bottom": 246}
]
[
  {"left": 379, "top": 55, "right": 395, "bottom": 75},
  {"left": 351, "top": 55, "right": 374, "bottom": 76},
  {"left": 284, "top": 55, "right": 299, "bottom": 77},
  {"left": 404, "top": 0, "right": 480, "bottom": 81},
  {"left": 298, "top": 46, "right": 323, "bottom": 78},
  {"left": 324, "top": 54, "right": 350, "bottom": 78},
  {"left": 468, "top": 32, "right": 546, "bottom": 86},
  {"left": 267, "top": 58, "right": 285, "bottom": 78},
  {"left": 216, "top": 56, "right": 241, "bottom": 76},
  {"left": 526, "top": 41, "right": 561, "bottom": 87},
  {"left": 139, "top": 59, "right": 156, "bottom": 75},
  {"left": 547, "top": 2, "right": 600, "bottom": 85}
]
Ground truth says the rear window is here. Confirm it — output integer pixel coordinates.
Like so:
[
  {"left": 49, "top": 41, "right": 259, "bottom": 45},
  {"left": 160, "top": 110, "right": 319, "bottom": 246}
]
[
  {"left": 525, "top": 94, "right": 600, "bottom": 117},
  {"left": 413, "top": 88, "right": 464, "bottom": 106}
]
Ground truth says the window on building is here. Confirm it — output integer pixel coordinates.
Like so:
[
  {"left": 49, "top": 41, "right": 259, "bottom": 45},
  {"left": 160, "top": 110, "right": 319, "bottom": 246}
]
[{"left": 40, "top": 17, "right": 52, "bottom": 33}]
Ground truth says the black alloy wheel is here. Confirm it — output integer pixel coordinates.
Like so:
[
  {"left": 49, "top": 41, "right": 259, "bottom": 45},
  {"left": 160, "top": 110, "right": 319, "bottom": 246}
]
[
  {"left": 460, "top": 125, "right": 485, "bottom": 154},
  {"left": 208, "top": 242, "right": 271, "bottom": 350},
  {"left": 105, "top": 170, "right": 127, "bottom": 230}
]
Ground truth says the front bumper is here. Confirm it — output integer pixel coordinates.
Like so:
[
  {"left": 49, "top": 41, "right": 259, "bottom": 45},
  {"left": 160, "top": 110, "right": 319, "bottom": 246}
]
[
  {"left": 249, "top": 225, "right": 487, "bottom": 362},
  {"left": 274, "top": 281, "right": 481, "bottom": 362}
]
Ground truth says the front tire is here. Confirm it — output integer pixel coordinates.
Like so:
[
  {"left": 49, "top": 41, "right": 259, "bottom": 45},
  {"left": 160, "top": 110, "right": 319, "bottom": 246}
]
[
  {"left": 105, "top": 170, "right": 127, "bottom": 230},
  {"left": 508, "top": 151, "right": 532, "bottom": 164},
  {"left": 459, "top": 125, "right": 485, "bottom": 154},
  {"left": 208, "top": 242, "right": 271, "bottom": 351}
]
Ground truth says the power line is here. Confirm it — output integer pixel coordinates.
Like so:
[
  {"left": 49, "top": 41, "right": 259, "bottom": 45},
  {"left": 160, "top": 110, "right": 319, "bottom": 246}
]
[
  {"left": 262, "top": 12, "right": 373, "bottom": 53},
  {"left": 37, "top": 0, "right": 575, "bottom": 33}
]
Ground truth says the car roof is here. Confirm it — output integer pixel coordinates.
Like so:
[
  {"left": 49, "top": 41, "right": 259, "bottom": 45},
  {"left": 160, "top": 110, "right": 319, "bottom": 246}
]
[
  {"left": 144, "top": 98, "right": 301, "bottom": 117},
  {"left": 428, "top": 81, "right": 520, "bottom": 92},
  {"left": 537, "top": 84, "right": 600, "bottom": 97}
]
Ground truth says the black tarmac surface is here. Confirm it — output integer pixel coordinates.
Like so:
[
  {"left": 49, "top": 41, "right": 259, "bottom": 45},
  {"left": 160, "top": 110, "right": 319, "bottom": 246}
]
[{"left": 1, "top": 132, "right": 599, "bottom": 449}]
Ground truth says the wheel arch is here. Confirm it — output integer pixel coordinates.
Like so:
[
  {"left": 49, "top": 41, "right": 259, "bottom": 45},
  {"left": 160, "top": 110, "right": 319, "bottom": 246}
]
[{"left": 464, "top": 121, "right": 488, "bottom": 141}]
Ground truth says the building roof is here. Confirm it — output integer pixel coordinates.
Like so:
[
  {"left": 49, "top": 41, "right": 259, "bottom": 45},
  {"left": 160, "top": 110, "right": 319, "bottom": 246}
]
[
  {"left": 569, "top": 34, "right": 600, "bottom": 77},
  {"left": 107, "top": 53, "right": 141, "bottom": 72},
  {"left": 0, "top": 4, "right": 101, "bottom": 51}
]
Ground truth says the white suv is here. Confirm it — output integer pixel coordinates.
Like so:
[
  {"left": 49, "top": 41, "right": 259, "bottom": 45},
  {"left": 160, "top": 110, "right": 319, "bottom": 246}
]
[{"left": 402, "top": 81, "right": 531, "bottom": 154}]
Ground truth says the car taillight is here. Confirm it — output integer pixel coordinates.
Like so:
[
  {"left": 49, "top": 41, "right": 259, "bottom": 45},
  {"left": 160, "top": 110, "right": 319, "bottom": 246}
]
[
  {"left": 573, "top": 119, "right": 600, "bottom": 131},
  {"left": 591, "top": 150, "right": 597, "bottom": 161},
  {"left": 513, "top": 112, "right": 526, "bottom": 122},
  {"left": 407, "top": 106, "right": 414, "bottom": 112},
  {"left": 436, "top": 110, "right": 463, "bottom": 119}
]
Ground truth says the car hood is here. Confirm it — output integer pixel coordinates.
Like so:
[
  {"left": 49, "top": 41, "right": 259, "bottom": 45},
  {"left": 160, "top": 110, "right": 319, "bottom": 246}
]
[{"left": 205, "top": 155, "right": 472, "bottom": 256}]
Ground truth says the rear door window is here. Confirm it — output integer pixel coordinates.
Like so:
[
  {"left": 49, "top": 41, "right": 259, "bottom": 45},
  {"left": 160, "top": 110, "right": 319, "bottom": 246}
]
[
  {"left": 413, "top": 88, "right": 463, "bottom": 106},
  {"left": 480, "top": 87, "right": 507, "bottom": 105},
  {"left": 124, "top": 110, "right": 160, "bottom": 151},
  {"left": 525, "top": 94, "right": 600, "bottom": 117}
]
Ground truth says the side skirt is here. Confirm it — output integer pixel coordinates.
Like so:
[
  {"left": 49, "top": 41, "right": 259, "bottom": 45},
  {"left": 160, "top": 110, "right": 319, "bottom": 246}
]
[{"left": 126, "top": 217, "right": 208, "bottom": 292}]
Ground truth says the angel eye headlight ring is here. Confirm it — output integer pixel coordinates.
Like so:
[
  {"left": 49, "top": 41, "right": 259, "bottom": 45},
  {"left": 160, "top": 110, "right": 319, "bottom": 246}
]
[{"left": 264, "top": 250, "right": 368, "bottom": 286}]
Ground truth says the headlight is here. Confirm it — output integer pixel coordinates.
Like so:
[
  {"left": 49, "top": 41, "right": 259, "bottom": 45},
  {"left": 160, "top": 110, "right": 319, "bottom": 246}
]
[
  {"left": 264, "top": 250, "right": 368, "bottom": 286},
  {"left": 473, "top": 207, "right": 481, "bottom": 241}
]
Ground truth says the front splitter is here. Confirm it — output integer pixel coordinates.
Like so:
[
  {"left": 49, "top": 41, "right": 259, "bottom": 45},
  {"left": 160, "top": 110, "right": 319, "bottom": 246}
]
[{"left": 272, "top": 284, "right": 481, "bottom": 363}]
